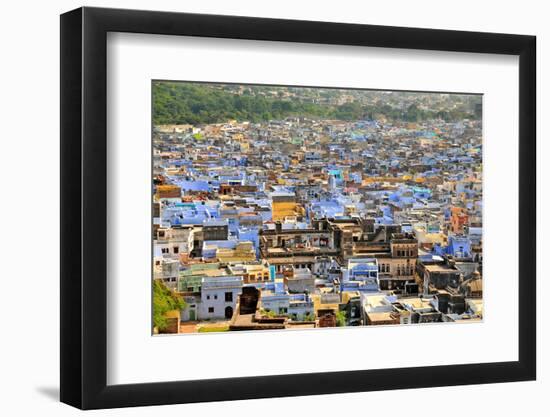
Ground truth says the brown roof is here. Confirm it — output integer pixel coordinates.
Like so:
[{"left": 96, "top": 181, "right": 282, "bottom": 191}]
[{"left": 463, "top": 277, "right": 483, "bottom": 293}]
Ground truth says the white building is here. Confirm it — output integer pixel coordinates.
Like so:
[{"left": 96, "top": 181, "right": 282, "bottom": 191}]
[
  {"left": 286, "top": 267, "right": 315, "bottom": 293},
  {"left": 288, "top": 294, "right": 314, "bottom": 321},
  {"left": 154, "top": 225, "right": 194, "bottom": 259},
  {"left": 199, "top": 275, "right": 243, "bottom": 320},
  {"left": 153, "top": 256, "right": 179, "bottom": 289},
  {"left": 261, "top": 293, "right": 290, "bottom": 315},
  {"left": 311, "top": 256, "right": 334, "bottom": 278}
]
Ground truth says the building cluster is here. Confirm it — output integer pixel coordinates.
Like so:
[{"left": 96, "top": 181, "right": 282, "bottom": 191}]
[{"left": 153, "top": 111, "right": 483, "bottom": 333}]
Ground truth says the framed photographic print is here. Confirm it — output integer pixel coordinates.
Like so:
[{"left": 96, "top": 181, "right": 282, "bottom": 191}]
[{"left": 60, "top": 6, "right": 536, "bottom": 410}]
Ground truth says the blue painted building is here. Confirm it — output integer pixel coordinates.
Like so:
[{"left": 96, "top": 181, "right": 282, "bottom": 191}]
[{"left": 342, "top": 258, "right": 380, "bottom": 292}]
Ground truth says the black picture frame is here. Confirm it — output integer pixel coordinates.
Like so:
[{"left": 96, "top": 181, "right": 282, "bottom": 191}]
[{"left": 60, "top": 6, "right": 536, "bottom": 410}]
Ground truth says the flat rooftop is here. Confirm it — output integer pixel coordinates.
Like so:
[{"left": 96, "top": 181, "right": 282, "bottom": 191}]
[{"left": 424, "top": 264, "right": 457, "bottom": 273}]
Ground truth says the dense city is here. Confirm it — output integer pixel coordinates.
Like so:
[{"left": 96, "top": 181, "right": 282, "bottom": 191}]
[{"left": 152, "top": 83, "right": 483, "bottom": 334}]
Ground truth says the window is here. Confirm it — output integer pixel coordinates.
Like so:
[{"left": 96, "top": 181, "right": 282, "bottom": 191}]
[
  {"left": 225, "top": 292, "right": 233, "bottom": 302},
  {"left": 208, "top": 307, "right": 214, "bottom": 313},
  {"left": 173, "top": 246, "right": 179, "bottom": 254},
  {"left": 161, "top": 248, "right": 169, "bottom": 254},
  {"left": 206, "top": 295, "right": 210, "bottom": 300},
  {"left": 214, "top": 294, "right": 218, "bottom": 300}
]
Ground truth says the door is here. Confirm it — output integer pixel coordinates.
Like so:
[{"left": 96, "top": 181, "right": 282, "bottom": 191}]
[{"left": 225, "top": 306, "right": 233, "bottom": 319}]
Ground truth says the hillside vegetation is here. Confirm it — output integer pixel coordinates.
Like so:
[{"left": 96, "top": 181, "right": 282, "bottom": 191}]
[{"left": 153, "top": 82, "right": 478, "bottom": 125}]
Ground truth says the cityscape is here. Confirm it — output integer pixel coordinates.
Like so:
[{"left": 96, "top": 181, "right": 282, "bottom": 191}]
[{"left": 152, "top": 81, "right": 483, "bottom": 334}]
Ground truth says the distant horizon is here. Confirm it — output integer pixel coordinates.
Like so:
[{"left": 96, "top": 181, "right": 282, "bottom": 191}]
[
  {"left": 153, "top": 79, "right": 484, "bottom": 97},
  {"left": 153, "top": 80, "right": 482, "bottom": 126}
]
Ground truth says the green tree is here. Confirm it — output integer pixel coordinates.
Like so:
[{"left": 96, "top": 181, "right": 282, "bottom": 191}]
[
  {"left": 335, "top": 311, "right": 347, "bottom": 327},
  {"left": 260, "top": 308, "right": 277, "bottom": 318},
  {"left": 153, "top": 280, "right": 186, "bottom": 331},
  {"left": 304, "top": 312, "right": 316, "bottom": 322}
]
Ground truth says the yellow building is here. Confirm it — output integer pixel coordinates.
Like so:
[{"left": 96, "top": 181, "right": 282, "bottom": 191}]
[
  {"left": 311, "top": 293, "right": 340, "bottom": 317},
  {"left": 271, "top": 192, "right": 304, "bottom": 221},
  {"left": 216, "top": 241, "right": 256, "bottom": 263},
  {"left": 228, "top": 263, "right": 271, "bottom": 283},
  {"left": 341, "top": 291, "right": 361, "bottom": 304},
  {"left": 156, "top": 184, "right": 181, "bottom": 199}
]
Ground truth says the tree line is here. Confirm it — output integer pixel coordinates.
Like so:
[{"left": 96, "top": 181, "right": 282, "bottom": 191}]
[{"left": 153, "top": 82, "right": 478, "bottom": 125}]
